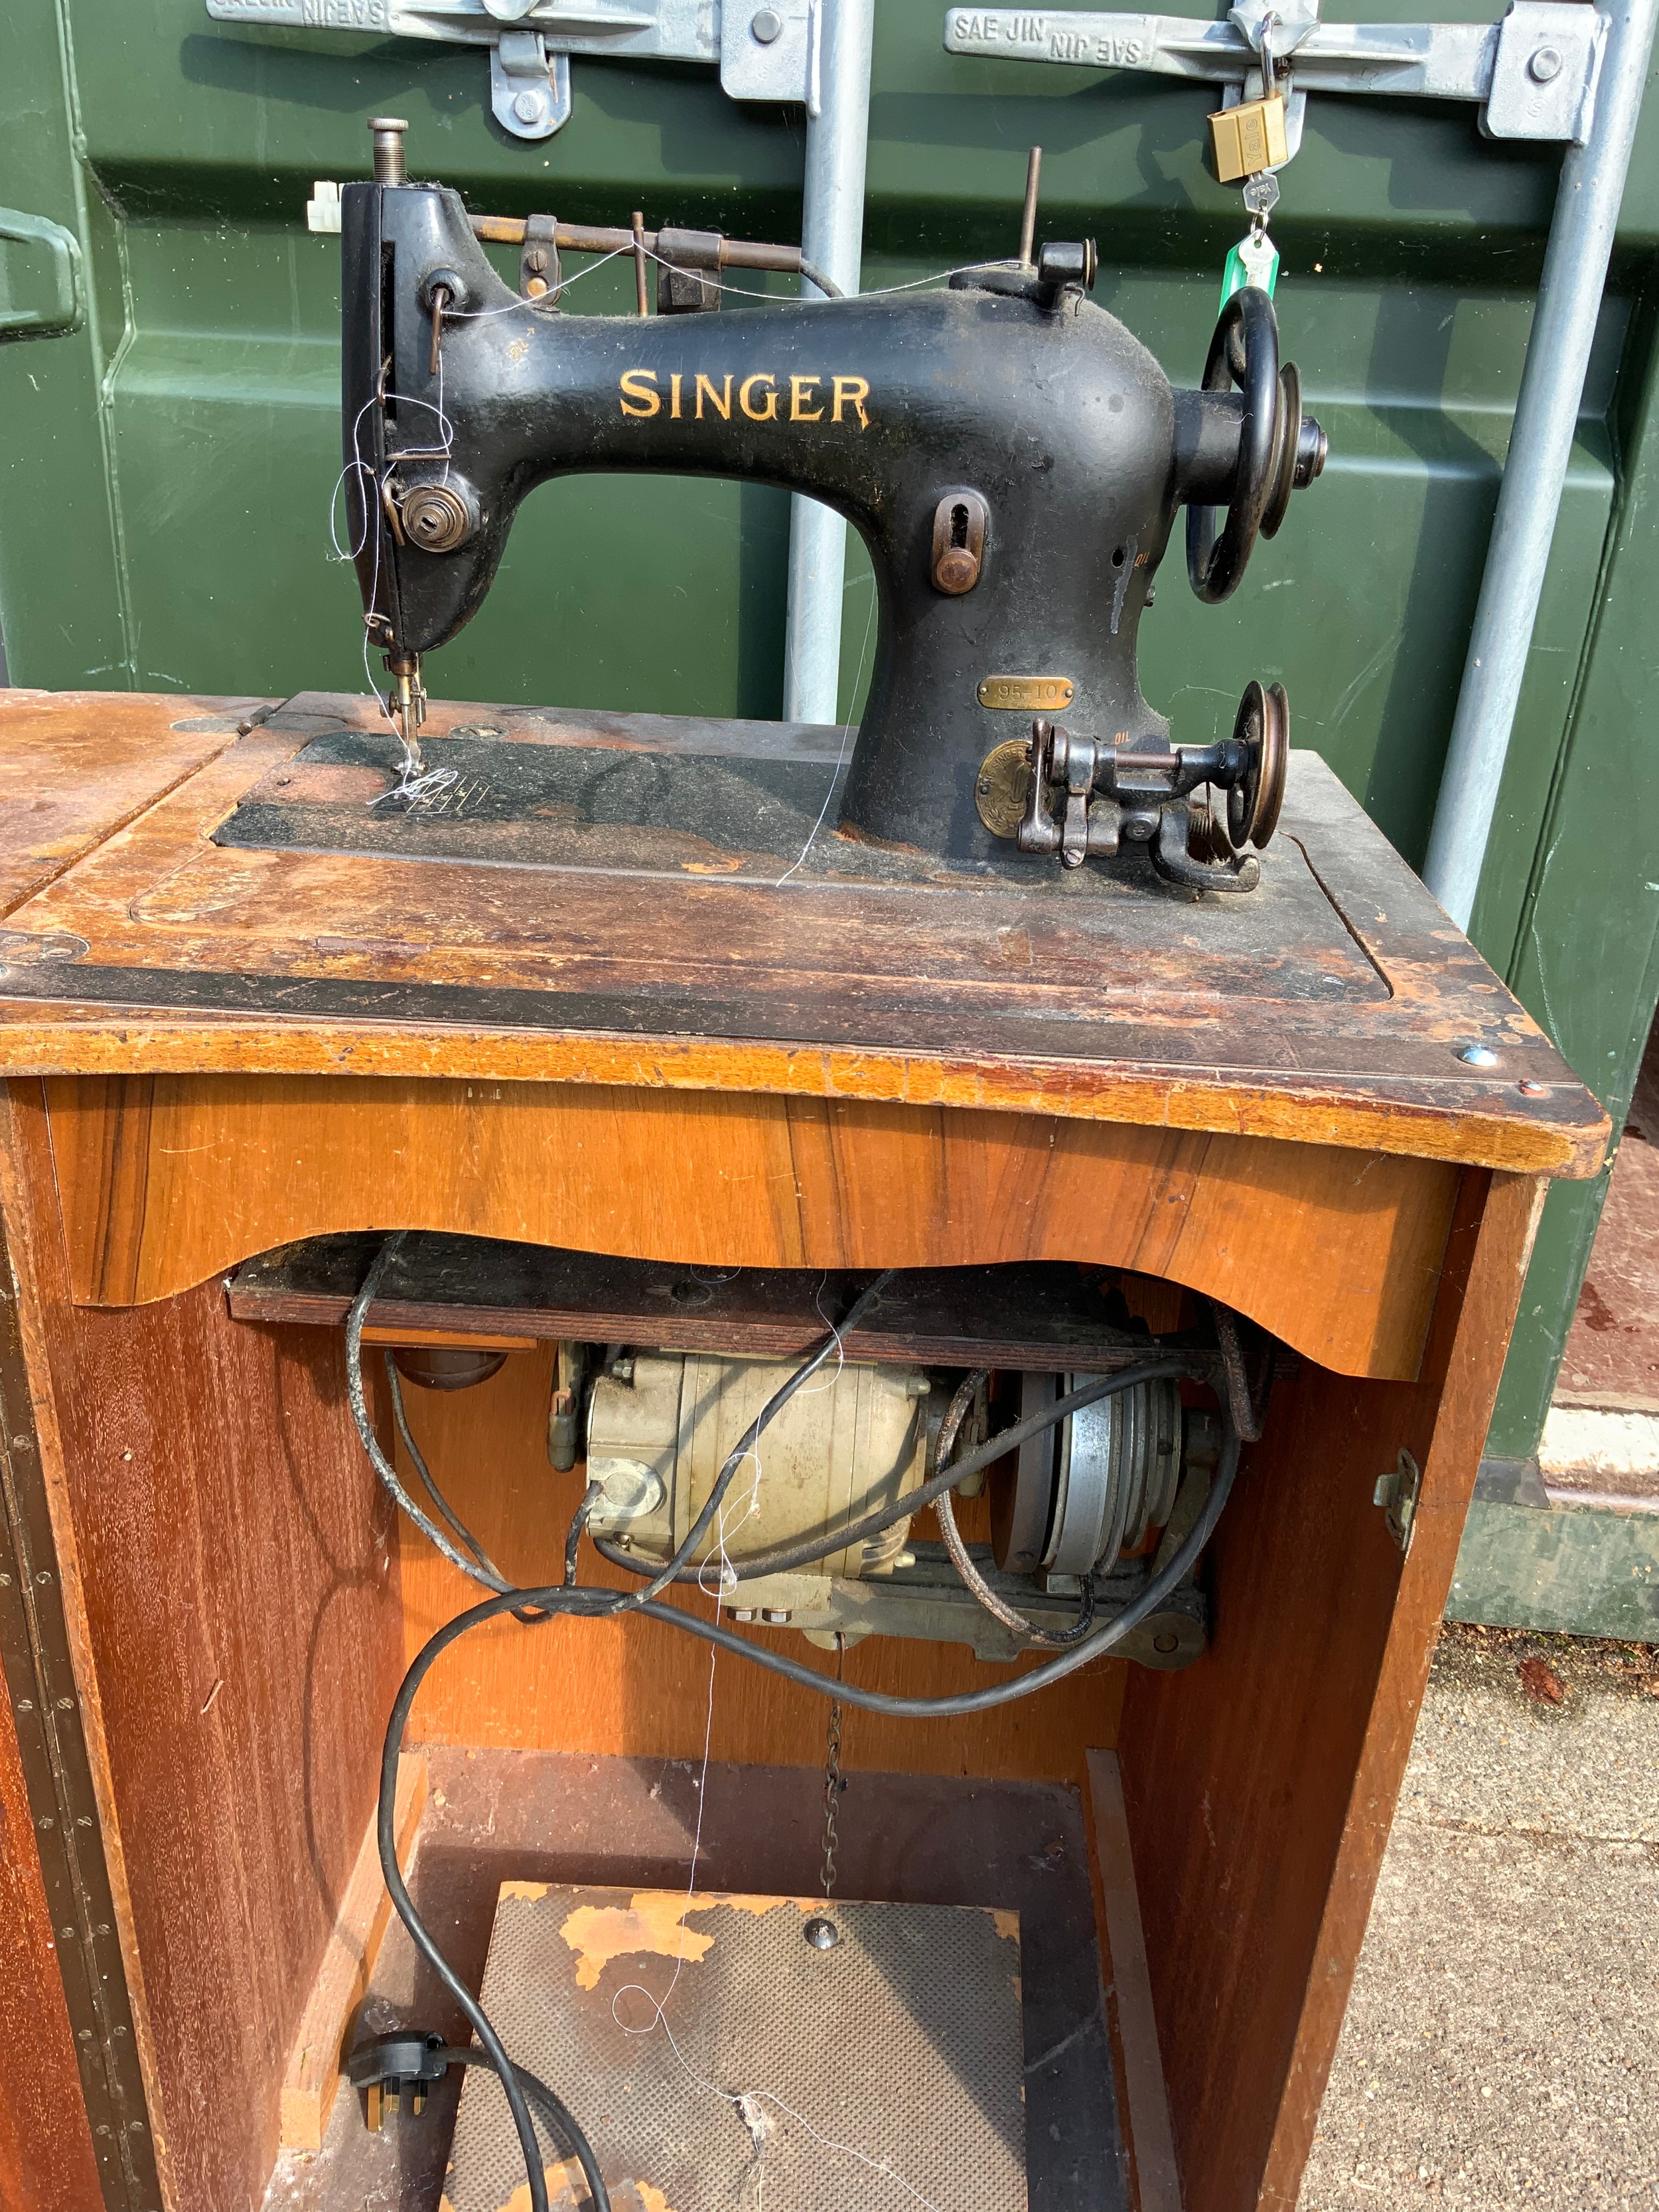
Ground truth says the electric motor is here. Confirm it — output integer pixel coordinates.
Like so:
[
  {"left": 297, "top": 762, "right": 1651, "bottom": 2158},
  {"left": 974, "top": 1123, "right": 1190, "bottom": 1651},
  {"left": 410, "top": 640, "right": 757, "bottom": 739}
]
[
  {"left": 586, "top": 1350, "right": 934, "bottom": 1617},
  {"left": 586, "top": 1349, "right": 1207, "bottom": 1656}
]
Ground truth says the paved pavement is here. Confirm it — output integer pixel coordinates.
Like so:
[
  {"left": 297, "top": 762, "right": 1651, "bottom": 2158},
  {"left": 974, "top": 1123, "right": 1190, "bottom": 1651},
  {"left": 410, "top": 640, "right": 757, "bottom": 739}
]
[{"left": 1299, "top": 1623, "right": 1659, "bottom": 2210}]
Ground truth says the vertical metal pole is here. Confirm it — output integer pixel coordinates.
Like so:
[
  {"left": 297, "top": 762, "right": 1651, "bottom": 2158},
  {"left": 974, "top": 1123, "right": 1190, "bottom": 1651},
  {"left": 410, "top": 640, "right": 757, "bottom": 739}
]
[
  {"left": 1422, "top": 0, "right": 1659, "bottom": 930},
  {"left": 782, "top": 0, "right": 874, "bottom": 725}
]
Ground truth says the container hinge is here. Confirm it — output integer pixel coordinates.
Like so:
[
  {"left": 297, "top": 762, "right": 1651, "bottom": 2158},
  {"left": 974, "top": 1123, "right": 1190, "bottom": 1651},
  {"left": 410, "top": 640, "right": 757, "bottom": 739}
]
[{"left": 204, "top": 0, "right": 816, "bottom": 142}]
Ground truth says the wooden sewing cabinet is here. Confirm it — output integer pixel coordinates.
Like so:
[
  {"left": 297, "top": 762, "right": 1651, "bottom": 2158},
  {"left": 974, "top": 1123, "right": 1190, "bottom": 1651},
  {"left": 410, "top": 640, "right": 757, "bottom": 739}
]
[{"left": 0, "top": 691, "right": 1606, "bottom": 2212}]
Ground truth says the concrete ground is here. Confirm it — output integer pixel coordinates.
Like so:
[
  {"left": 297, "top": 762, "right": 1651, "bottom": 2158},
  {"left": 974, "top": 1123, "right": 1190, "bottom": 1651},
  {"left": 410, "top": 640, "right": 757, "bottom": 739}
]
[{"left": 1298, "top": 1622, "right": 1659, "bottom": 2211}]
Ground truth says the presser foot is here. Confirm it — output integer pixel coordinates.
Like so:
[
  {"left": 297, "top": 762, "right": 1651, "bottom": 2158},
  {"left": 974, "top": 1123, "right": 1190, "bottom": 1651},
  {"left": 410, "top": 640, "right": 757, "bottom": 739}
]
[
  {"left": 975, "top": 678, "right": 1288, "bottom": 892},
  {"left": 382, "top": 651, "right": 429, "bottom": 777}
]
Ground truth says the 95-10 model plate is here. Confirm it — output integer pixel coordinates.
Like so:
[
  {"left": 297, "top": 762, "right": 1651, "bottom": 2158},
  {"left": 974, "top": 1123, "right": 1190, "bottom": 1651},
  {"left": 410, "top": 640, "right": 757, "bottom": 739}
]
[{"left": 977, "top": 675, "right": 1075, "bottom": 711}]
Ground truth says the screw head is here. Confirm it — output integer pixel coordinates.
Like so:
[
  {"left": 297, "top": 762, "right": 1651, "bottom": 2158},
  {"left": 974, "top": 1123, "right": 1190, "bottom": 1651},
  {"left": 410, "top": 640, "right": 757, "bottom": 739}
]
[
  {"left": 751, "top": 6, "right": 784, "bottom": 40},
  {"left": 1455, "top": 1043, "right": 1498, "bottom": 1067},
  {"left": 804, "top": 1915, "right": 840, "bottom": 1950},
  {"left": 934, "top": 546, "right": 979, "bottom": 593},
  {"left": 1529, "top": 44, "right": 1563, "bottom": 81}
]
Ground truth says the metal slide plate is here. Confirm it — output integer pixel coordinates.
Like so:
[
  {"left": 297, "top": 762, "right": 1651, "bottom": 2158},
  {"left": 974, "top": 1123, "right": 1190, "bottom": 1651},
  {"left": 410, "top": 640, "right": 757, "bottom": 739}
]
[
  {"left": 443, "top": 1883, "right": 1027, "bottom": 2212},
  {"left": 212, "top": 727, "right": 1388, "bottom": 1002}
]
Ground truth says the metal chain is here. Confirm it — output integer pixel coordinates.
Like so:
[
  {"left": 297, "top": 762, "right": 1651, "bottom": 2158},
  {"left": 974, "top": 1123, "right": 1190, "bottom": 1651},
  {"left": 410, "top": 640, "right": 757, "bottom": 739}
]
[{"left": 820, "top": 1635, "right": 844, "bottom": 1900}]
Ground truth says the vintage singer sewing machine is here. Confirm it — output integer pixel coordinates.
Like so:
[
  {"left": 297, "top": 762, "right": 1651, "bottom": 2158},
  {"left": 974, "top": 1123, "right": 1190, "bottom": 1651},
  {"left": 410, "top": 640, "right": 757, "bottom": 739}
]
[
  {"left": 344, "top": 121, "right": 1324, "bottom": 888},
  {"left": 0, "top": 112, "right": 1609, "bottom": 2212}
]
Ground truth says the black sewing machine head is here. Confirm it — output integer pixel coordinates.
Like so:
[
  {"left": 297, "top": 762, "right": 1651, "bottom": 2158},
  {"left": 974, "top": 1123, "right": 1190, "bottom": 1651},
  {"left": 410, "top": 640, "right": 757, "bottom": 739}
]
[{"left": 343, "top": 123, "right": 1325, "bottom": 891}]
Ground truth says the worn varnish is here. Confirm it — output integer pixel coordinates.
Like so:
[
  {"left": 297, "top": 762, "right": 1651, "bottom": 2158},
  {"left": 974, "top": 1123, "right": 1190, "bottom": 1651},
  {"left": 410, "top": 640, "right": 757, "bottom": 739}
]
[
  {"left": 47, "top": 1069, "right": 1459, "bottom": 1377},
  {"left": 0, "top": 692, "right": 1609, "bottom": 1177},
  {"left": 0, "top": 690, "right": 265, "bottom": 913}
]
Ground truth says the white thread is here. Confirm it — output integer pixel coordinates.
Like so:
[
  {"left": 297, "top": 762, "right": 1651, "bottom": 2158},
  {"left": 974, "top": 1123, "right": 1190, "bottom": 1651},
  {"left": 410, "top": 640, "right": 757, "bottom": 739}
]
[
  {"left": 789, "top": 1273, "right": 853, "bottom": 1401},
  {"left": 446, "top": 244, "right": 631, "bottom": 327},
  {"left": 775, "top": 572, "right": 877, "bottom": 887},
  {"left": 606, "top": 1625, "right": 952, "bottom": 2212},
  {"left": 641, "top": 244, "right": 1011, "bottom": 306},
  {"left": 638, "top": 2004, "right": 952, "bottom": 2212}
]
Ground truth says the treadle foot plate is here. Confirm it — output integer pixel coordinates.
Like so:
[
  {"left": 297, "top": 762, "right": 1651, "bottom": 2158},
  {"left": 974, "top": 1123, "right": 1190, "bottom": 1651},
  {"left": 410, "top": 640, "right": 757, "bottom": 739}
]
[{"left": 443, "top": 1882, "right": 1027, "bottom": 2212}]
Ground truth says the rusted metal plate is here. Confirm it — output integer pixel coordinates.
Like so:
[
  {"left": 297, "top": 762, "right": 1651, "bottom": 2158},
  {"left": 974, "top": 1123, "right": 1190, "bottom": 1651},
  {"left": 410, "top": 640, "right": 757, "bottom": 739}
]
[{"left": 443, "top": 1883, "right": 1027, "bottom": 2212}]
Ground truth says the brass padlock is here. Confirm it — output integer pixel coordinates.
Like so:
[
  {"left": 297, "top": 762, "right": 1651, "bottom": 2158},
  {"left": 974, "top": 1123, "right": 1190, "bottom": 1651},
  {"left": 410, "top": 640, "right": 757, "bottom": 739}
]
[{"left": 1209, "top": 94, "right": 1288, "bottom": 184}]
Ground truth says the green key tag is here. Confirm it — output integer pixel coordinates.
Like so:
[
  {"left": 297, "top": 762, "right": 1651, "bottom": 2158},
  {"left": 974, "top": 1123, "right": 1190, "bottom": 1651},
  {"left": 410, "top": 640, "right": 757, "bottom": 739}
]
[{"left": 1220, "top": 230, "right": 1279, "bottom": 310}]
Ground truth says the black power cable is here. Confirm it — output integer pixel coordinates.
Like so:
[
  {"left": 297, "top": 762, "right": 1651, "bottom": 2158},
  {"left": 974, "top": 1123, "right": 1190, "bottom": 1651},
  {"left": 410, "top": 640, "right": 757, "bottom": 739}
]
[
  {"left": 346, "top": 2032, "right": 607, "bottom": 2207},
  {"left": 348, "top": 1250, "right": 895, "bottom": 2212}
]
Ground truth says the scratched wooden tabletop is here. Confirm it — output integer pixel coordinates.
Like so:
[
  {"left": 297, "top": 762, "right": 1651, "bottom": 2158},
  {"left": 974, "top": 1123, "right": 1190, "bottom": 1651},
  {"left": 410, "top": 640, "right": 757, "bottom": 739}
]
[{"left": 0, "top": 689, "right": 1609, "bottom": 1177}]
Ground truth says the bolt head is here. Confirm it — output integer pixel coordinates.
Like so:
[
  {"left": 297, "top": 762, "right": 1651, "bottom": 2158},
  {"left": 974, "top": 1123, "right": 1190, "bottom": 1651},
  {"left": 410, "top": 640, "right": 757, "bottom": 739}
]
[
  {"left": 512, "top": 87, "right": 547, "bottom": 124},
  {"left": 934, "top": 546, "right": 979, "bottom": 593},
  {"left": 1517, "top": 1078, "right": 1547, "bottom": 1096},
  {"left": 751, "top": 6, "right": 784, "bottom": 40},
  {"left": 1456, "top": 1043, "right": 1499, "bottom": 1067},
  {"left": 804, "top": 1915, "right": 840, "bottom": 1949},
  {"left": 1529, "top": 44, "right": 1563, "bottom": 81}
]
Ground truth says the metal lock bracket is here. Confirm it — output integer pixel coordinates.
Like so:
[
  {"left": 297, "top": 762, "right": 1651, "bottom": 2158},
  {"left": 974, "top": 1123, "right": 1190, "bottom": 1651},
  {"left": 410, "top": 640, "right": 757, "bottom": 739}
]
[
  {"left": 1374, "top": 1447, "right": 1423, "bottom": 1554},
  {"left": 206, "top": 0, "right": 823, "bottom": 141},
  {"left": 942, "top": 0, "right": 1609, "bottom": 155}
]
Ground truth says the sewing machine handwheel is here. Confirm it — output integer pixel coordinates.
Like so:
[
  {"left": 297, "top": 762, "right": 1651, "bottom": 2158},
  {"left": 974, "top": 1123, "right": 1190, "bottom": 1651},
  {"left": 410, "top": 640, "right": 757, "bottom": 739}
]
[
  {"left": 1226, "top": 679, "right": 1289, "bottom": 851},
  {"left": 1261, "top": 361, "right": 1301, "bottom": 541},
  {"left": 1187, "top": 287, "right": 1279, "bottom": 605}
]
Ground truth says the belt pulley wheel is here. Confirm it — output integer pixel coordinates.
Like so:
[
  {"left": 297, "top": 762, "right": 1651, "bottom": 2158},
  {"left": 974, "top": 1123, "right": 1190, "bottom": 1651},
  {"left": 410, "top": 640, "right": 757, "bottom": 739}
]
[
  {"left": 991, "top": 1372, "right": 1061, "bottom": 1576},
  {"left": 1226, "top": 678, "right": 1289, "bottom": 853},
  {"left": 989, "top": 1373, "right": 1185, "bottom": 1579}
]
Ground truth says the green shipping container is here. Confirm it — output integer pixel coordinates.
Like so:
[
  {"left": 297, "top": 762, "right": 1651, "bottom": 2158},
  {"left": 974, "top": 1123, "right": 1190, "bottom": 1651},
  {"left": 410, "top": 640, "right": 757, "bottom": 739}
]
[{"left": 1, "top": 0, "right": 1656, "bottom": 1483}]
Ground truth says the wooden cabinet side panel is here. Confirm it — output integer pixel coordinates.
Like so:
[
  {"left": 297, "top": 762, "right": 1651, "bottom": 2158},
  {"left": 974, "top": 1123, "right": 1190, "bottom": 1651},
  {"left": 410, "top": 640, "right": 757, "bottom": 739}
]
[
  {"left": 1, "top": 1082, "right": 405, "bottom": 2212},
  {"left": 1118, "top": 1169, "right": 1541, "bottom": 2212},
  {"left": 46, "top": 1073, "right": 1459, "bottom": 1382}
]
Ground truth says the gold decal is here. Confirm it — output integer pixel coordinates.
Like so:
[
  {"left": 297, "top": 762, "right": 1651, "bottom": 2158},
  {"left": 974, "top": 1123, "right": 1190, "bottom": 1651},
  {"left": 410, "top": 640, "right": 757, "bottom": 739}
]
[
  {"left": 623, "top": 368, "right": 874, "bottom": 427},
  {"left": 739, "top": 373, "right": 779, "bottom": 421},
  {"left": 977, "top": 675, "right": 1075, "bottom": 711},
  {"left": 695, "top": 372, "right": 733, "bottom": 421},
  {"left": 619, "top": 368, "right": 660, "bottom": 418},
  {"left": 974, "top": 739, "right": 1033, "bottom": 839},
  {"left": 832, "top": 374, "right": 871, "bottom": 427}
]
